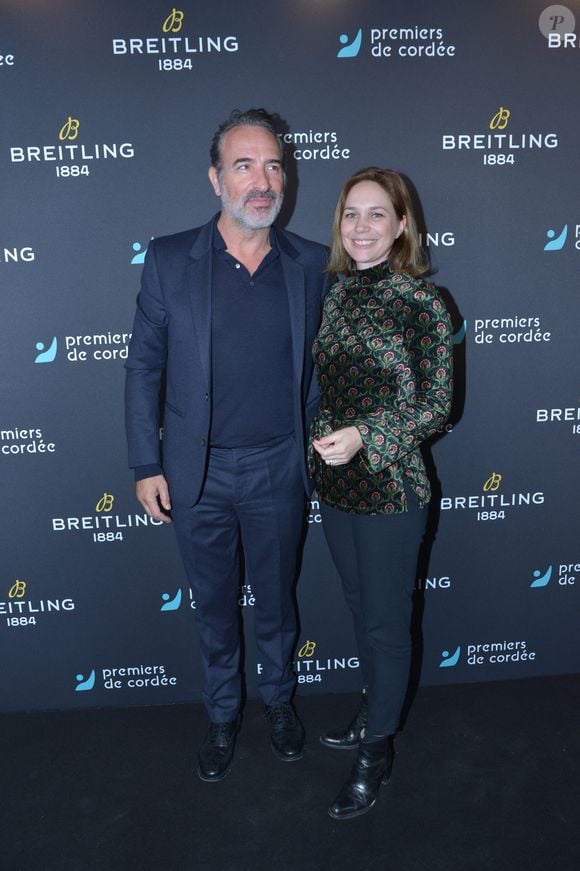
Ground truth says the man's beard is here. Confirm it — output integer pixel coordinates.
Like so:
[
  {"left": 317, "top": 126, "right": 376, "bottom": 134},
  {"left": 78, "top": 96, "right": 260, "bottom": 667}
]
[{"left": 220, "top": 183, "right": 283, "bottom": 230}]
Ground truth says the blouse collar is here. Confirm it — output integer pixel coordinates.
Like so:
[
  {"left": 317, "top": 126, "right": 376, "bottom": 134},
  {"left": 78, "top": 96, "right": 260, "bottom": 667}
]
[{"left": 343, "top": 259, "right": 392, "bottom": 287}]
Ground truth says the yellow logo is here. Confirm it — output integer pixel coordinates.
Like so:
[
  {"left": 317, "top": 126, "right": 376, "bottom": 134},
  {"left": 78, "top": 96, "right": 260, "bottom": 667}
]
[
  {"left": 58, "top": 117, "right": 80, "bottom": 141},
  {"left": 489, "top": 108, "right": 510, "bottom": 131},
  {"left": 483, "top": 473, "right": 502, "bottom": 492},
  {"left": 162, "top": 8, "right": 184, "bottom": 32},
  {"left": 298, "top": 640, "right": 316, "bottom": 657},
  {"left": 9, "top": 580, "right": 27, "bottom": 599},
  {"left": 96, "top": 492, "right": 115, "bottom": 512}
]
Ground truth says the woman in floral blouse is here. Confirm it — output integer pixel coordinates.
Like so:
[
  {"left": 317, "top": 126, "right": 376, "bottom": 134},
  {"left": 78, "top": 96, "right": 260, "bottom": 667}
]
[{"left": 311, "top": 167, "right": 453, "bottom": 819}]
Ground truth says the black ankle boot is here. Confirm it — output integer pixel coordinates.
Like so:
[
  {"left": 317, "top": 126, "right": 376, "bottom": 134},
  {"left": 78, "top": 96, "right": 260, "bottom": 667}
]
[
  {"left": 328, "top": 736, "right": 394, "bottom": 820},
  {"left": 319, "top": 689, "right": 368, "bottom": 750}
]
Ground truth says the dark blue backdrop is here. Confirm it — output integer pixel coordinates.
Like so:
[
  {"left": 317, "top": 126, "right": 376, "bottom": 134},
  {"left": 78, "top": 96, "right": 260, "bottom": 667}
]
[{"left": 2, "top": 0, "right": 579, "bottom": 711}]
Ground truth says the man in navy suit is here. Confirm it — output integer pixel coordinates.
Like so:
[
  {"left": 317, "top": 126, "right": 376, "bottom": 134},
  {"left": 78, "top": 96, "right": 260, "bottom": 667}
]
[{"left": 125, "top": 109, "right": 329, "bottom": 781}]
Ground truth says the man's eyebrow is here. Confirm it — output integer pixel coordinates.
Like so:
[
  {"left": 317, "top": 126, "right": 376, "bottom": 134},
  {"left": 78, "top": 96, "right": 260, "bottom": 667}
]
[{"left": 232, "top": 156, "right": 282, "bottom": 166}]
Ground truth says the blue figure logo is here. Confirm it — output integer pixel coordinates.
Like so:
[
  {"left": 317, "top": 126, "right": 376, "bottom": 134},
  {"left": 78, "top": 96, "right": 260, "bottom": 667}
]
[
  {"left": 439, "top": 646, "right": 461, "bottom": 668},
  {"left": 160, "top": 589, "right": 182, "bottom": 611},
  {"left": 452, "top": 320, "right": 467, "bottom": 345},
  {"left": 75, "top": 670, "right": 96, "bottom": 692},
  {"left": 337, "top": 29, "right": 362, "bottom": 58},
  {"left": 530, "top": 566, "right": 552, "bottom": 588},
  {"left": 131, "top": 237, "right": 154, "bottom": 264},
  {"left": 35, "top": 337, "right": 57, "bottom": 363},
  {"left": 544, "top": 225, "right": 567, "bottom": 251}
]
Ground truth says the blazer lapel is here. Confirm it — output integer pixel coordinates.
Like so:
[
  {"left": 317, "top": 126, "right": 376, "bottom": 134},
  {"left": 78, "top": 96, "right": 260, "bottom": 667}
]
[
  {"left": 277, "top": 230, "right": 306, "bottom": 388},
  {"left": 185, "top": 221, "right": 214, "bottom": 389}
]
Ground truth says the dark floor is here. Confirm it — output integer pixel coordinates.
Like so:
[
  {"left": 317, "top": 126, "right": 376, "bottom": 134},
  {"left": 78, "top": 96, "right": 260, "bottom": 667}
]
[{"left": 3, "top": 675, "right": 580, "bottom": 871}]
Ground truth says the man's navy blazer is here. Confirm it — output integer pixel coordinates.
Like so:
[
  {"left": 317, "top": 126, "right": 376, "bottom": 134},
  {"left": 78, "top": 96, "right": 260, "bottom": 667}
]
[{"left": 125, "top": 218, "right": 329, "bottom": 507}]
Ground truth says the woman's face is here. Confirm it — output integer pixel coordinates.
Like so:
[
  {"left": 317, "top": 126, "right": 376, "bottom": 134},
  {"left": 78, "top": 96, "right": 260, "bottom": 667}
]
[{"left": 340, "top": 180, "right": 406, "bottom": 270}]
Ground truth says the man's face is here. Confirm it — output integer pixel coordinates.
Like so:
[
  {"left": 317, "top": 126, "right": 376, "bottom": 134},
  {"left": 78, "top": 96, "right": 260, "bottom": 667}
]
[{"left": 209, "top": 125, "right": 284, "bottom": 230}]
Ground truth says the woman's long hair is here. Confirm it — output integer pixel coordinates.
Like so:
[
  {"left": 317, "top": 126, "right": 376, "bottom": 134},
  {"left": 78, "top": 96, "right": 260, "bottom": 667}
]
[{"left": 327, "top": 167, "right": 427, "bottom": 277}]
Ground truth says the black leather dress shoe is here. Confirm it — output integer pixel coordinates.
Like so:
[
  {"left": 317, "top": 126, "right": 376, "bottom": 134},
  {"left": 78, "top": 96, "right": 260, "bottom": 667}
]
[
  {"left": 320, "top": 689, "right": 368, "bottom": 750},
  {"left": 328, "top": 736, "right": 394, "bottom": 820},
  {"left": 197, "top": 719, "right": 238, "bottom": 782},
  {"left": 265, "top": 703, "right": 305, "bottom": 761}
]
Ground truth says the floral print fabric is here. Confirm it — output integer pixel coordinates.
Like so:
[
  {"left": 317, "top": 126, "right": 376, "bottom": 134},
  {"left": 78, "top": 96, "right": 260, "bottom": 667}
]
[{"left": 310, "top": 262, "right": 453, "bottom": 515}]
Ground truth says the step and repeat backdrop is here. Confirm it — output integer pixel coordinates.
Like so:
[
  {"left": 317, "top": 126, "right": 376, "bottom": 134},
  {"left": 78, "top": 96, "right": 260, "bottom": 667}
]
[{"left": 2, "top": 0, "right": 579, "bottom": 711}]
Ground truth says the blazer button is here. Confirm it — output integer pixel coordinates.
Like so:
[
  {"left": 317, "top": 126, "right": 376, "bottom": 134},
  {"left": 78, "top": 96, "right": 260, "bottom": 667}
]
[
  {"left": 201, "top": 438, "right": 206, "bottom": 446},
  {"left": 204, "top": 393, "right": 209, "bottom": 400}
]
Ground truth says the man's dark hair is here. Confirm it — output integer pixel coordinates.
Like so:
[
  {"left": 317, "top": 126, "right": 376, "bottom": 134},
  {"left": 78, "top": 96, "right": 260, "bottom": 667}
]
[{"left": 209, "top": 108, "right": 282, "bottom": 170}]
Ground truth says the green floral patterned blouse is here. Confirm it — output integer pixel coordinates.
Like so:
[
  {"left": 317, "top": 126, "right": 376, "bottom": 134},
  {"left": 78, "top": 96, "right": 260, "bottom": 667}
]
[{"left": 309, "top": 261, "right": 453, "bottom": 515}]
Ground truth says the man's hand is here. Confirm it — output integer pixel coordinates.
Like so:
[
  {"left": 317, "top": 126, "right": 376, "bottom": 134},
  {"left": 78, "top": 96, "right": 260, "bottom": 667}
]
[
  {"left": 312, "top": 426, "right": 363, "bottom": 466},
  {"left": 136, "top": 475, "right": 172, "bottom": 523}
]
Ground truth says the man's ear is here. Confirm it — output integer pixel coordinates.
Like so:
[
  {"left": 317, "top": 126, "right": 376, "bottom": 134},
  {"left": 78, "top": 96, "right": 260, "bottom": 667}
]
[{"left": 208, "top": 166, "right": 221, "bottom": 197}]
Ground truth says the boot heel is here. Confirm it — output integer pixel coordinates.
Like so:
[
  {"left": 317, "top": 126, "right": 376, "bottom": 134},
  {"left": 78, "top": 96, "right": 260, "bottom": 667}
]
[{"left": 382, "top": 746, "right": 394, "bottom": 783}]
